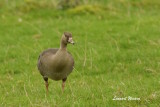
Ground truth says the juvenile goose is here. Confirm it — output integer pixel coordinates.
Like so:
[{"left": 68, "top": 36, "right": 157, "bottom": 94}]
[{"left": 37, "top": 32, "right": 74, "bottom": 93}]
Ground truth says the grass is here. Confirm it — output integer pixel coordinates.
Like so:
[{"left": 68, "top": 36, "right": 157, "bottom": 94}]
[{"left": 0, "top": 0, "right": 160, "bottom": 106}]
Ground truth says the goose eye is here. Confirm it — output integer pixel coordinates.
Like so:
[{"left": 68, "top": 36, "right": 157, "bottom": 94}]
[{"left": 64, "top": 34, "right": 68, "bottom": 37}]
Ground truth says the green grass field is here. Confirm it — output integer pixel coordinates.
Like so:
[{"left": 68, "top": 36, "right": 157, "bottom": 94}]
[{"left": 0, "top": 0, "right": 160, "bottom": 106}]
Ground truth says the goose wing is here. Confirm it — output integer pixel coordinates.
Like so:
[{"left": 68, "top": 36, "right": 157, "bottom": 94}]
[{"left": 37, "top": 48, "right": 58, "bottom": 74}]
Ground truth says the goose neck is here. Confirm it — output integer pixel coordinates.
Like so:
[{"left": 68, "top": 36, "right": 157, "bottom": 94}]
[{"left": 60, "top": 40, "right": 67, "bottom": 50}]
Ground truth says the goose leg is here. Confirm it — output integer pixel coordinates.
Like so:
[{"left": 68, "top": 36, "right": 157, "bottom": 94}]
[
  {"left": 62, "top": 78, "right": 67, "bottom": 92},
  {"left": 43, "top": 77, "right": 49, "bottom": 94}
]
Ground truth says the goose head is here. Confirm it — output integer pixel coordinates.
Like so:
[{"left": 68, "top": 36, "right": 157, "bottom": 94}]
[{"left": 61, "top": 32, "right": 75, "bottom": 45}]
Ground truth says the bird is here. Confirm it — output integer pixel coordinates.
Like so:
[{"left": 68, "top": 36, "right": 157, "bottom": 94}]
[{"left": 37, "top": 32, "right": 75, "bottom": 93}]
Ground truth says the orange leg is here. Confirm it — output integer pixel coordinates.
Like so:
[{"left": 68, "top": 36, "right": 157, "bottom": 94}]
[
  {"left": 43, "top": 77, "right": 49, "bottom": 94},
  {"left": 62, "top": 78, "right": 67, "bottom": 92}
]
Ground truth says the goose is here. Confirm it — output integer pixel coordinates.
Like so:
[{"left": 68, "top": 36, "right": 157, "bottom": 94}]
[{"left": 37, "top": 32, "right": 75, "bottom": 93}]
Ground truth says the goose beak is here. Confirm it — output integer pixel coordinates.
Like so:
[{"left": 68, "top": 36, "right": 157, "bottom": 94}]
[
  {"left": 71, "top": 41, "right": 75, "bottom": 45},
  {"left": 68, "top": 37, "right": 75, "bottom": 45}
]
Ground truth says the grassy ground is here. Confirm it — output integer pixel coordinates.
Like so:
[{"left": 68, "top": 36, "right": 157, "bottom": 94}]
[{"left": 0, "top": 0, "right": 160, "bottom": 106}]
